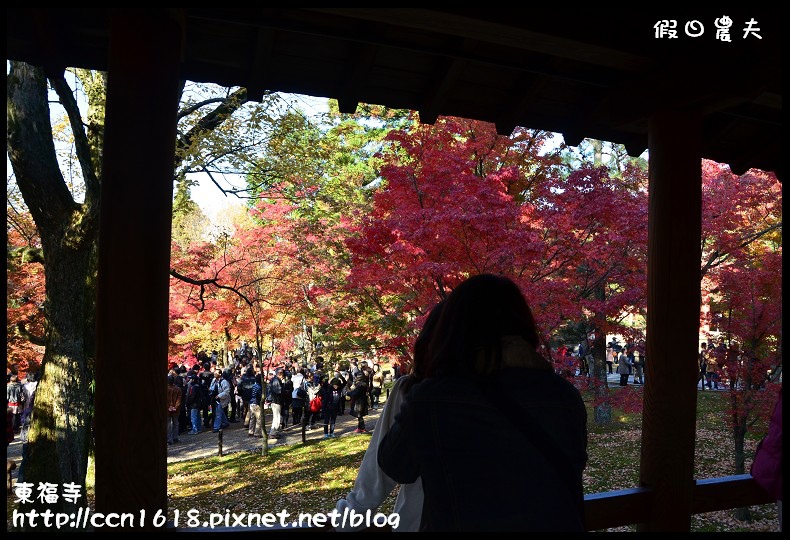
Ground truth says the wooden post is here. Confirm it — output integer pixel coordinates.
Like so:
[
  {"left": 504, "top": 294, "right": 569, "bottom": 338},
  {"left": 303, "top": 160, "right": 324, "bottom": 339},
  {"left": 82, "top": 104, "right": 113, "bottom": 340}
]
[
  {"left": 94, "top": 12, "right": 183, "bottom": 529},
  {"left": 639, "top": 109, "right": 702, "bottom": 531}
]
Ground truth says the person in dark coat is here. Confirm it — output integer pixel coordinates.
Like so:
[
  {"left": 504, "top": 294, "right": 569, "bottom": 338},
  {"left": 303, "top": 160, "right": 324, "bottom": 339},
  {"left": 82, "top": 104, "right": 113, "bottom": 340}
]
[
  {"left": 237, "top": 367, "right": 256, "bottom": 428},
  {"left": 280, "top": 374, "right": 294, "bottom": 428},
  {"left": 321, "top": 377, "right": 344, "bottom": 438},
  {"left": 377, "top": 274, "right": 588, "bottom": 531},
  {"left": 348, "top": 370, "right": 371, "bottom": 433},
  {"left": 248, "top": 374, "right": 264, "bottom": 438},
  {"left": 199, "top": 362, "right": 214, "bottom": 428}
]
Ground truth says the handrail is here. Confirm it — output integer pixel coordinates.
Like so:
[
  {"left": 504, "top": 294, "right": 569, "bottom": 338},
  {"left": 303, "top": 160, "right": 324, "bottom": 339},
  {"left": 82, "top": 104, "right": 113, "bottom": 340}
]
[
  {"left": 173, "top": 474, "right": 775, "bottom": 532},
  {"left": 691, "top": 474, "right": 774, "bottom": 515},
  {"left": 583, "top": 474, "right": 774, "bottom": 531}
]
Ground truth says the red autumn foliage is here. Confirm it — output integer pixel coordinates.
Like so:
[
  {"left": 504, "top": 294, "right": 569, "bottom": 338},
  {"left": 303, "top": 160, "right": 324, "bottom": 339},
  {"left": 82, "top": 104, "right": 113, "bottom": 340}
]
[{"left": 6, "top": 216, "right": 46, "bottom": 376}]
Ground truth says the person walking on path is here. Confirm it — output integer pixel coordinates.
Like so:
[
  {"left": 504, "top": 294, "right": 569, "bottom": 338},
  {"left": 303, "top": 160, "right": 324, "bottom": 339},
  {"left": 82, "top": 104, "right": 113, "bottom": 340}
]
[
  {"left": 237, "top": 367, "right": 256, "bottom": 428},
  {"left": 209, "top": 369, "right": 231, "bottom": 432},
  {"left": 705, "top": 347, "right": 720, "bottom": 389},
  {"left": 321, "top": 377, "right": 344, "bottom": 438},
  {"left": 290, "top": 369, "right": 308, "bottom": 427},
  {"left": 616, "top": 348, "right": 632, "bottom": 387},
  {"left": 185, "top": 373, "right": 204, "bottom": 435},
  {"left": 633, "top": 351, "right": 645, "bottom": 384},
  {"left": 348, "top": 369, "right": 371, "bottom": 433},
  {"left": 199, "top": 362, "right": 214, "bottom": 428},
  {"left": 605, "top": 345, "right": 615, "bottom": 375},
  {"left": 248, "top": 374, "right": 264, "bottom": 438},
  {"left": 304, "top": 377, "right": 323, "bottom": 431},
  {"left": 281, "top": 373, "right": 294, "bottom": 428},
  {"left": 6, "top": 374, "right": 24, "bottom": 433},
  {"left": 370, "top": 364, "right": 384, "bottom": 410},
  {"left": 267, "top": 368, "right": 285, "bottom": 438},
  {"left": 697, "top": 343, "right": 709, "bottom": 390},
  {"left": 166, "top": 374, "right": 183, "bottom": 445}
]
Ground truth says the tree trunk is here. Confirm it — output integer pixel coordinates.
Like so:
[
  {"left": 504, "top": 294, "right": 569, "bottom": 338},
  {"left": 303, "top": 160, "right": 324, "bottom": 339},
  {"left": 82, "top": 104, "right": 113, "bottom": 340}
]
[
  {"left": 590, "top": 284, "right": 612, "bottom": 424},
  {"left": 8, "top": 59, "right": 253, "bottom": 528},
  {"left": 25, "top": 246, "right": 95, "bottom": 521},
  {"left": 732, "top": 418, "right": 752, "bottom": 521},
  {"left": 8, "top": 61, "right": 99, "bottom": 527},
  {"left": 731, "top": 368, "right": 753, "bottom": 521},
  {"left": 591, "top": 321, "right": 613, "bottom": 424}
]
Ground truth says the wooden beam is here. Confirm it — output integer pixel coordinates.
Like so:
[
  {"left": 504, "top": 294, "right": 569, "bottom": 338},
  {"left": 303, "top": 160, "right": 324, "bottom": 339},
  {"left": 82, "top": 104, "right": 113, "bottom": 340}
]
[
  {"left": 583, "top": 486, "right": 652, "bottom": 531},
  {"left": 94, "top": 12, "right": 183, "bottom": 529},
  {"left": 247, "top": 26, "right": 276, "bottom": 100},
  {"left": 640, "top": 108, "right": 702, "bottom": 531},
  {"left": 334, "top": 38, "right": 379, "bottom": 115},
  {"left": 692, "top": 475, "right": 776, "bottom": 514},
  {"left": 305, "top": 8, "right": 649, "bottom": 71},
  {"left": 420, "top": 48, "right": 468, "bottom": 126}
]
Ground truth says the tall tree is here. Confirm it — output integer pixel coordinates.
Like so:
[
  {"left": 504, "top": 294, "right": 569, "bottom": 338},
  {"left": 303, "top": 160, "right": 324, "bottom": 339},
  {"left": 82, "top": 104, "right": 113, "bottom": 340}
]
[
  {"left": 8, "top": 63, "right": 103, "bottom": 519},
  {"left": 698, "top": 163, "right": 782, "bottom": 519},
  {"left": 532, "top": 160, "right": 649, "bottom": 422},
  {"left": 237, "top": 102, "right": 404, "bottom": 360},
  {"left": 7, "top": 62, "right": 274, "bottom": 523},
  {"left": 343, "top": 116, "right": 567, "bottom": 369}
]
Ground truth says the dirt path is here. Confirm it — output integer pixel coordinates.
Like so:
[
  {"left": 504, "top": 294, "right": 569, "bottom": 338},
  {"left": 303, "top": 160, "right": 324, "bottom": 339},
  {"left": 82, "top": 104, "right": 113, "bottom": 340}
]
[
  {"left": 163, "top": 407, "right": 383, "bottom": 463},
  {"left": 6, "top": 406, "right": 384, "bottom": 479}
]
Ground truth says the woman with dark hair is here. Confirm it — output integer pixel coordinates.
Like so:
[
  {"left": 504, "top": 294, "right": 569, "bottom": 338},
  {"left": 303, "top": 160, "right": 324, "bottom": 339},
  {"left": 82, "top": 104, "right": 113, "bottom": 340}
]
[
  {"left": 320, "top": 376, "right": 343, "bottom": 439},
  {"left": 348, "top": 369, "right": 371, "bottom": 434},
  {"left": 378, "top": 274, "right": 588, "bottom": 531},
  {"left": 333, "top": 299, "right": 446, "bottom": 531}
]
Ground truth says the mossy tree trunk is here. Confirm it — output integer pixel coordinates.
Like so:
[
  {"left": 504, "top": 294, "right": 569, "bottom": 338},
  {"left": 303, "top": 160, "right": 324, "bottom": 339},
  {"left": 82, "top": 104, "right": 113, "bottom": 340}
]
[{"left": 7, "top": 61, "right": 103, "bottom": 526}]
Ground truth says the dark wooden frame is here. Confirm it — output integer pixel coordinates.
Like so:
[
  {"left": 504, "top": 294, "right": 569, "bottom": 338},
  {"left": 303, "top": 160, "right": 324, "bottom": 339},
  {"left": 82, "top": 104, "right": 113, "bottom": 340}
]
[{"left": 6, "top": 9, "right": 781, "bottom": 532}]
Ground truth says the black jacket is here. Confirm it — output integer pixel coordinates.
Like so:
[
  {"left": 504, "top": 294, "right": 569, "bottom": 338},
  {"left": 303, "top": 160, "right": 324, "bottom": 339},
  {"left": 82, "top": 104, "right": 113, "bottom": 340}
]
[
  {"left": 267, "top": 376, "right": 283, "bottom": 405},
  {"left": 238, "top": 374, "right": 256, "bottom": 402},
  {"left": 321, "top": 383, "right": 343, "bottom": 413},
  {"left": 348, "top": 378, "right": 369, "bottom": 417},
  {"left": 377, "top": 368, "right": 588, "bottom": 531}
]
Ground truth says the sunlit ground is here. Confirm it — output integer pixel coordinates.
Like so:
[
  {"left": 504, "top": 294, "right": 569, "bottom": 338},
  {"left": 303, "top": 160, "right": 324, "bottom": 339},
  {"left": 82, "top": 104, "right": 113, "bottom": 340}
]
[{"left": 7, "top": 386, "right": 779, "bottom": 532}]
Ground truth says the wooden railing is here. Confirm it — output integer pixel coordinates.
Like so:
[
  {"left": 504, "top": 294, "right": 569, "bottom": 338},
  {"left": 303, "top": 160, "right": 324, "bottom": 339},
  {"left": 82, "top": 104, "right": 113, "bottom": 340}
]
[
  {"left": 175, "top": 474, "right": 775, "bottom": 532},
  {"left": 583, "top": 474, "right": 774, "bottom": 531}
]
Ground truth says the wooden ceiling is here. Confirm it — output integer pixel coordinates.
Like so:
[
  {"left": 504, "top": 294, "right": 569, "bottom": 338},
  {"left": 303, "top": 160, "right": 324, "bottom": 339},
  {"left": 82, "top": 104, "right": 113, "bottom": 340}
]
[{"left": 6, "top": 8, "right": 783, "bottom": 178}]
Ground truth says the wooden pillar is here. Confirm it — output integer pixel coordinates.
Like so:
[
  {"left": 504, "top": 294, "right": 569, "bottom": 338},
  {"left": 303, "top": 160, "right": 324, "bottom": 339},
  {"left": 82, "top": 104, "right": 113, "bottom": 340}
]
[
  {"left": 94, "top": 13, "right": 182, "bottom": 528},
  {"left": 639, "top": 109, "right": 702, "bottom": 531}
]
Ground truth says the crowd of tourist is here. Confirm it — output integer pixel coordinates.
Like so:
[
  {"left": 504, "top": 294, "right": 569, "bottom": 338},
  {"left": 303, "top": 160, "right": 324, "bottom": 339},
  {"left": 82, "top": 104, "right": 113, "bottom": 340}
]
[{"left": 163, "top": 348, "right": 388, "bottom": 444}]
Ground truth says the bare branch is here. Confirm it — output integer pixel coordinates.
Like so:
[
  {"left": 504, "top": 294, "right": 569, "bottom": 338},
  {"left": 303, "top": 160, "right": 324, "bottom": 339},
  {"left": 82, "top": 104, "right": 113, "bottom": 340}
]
[
  {"left": 175, "top": 87, "right": 249, "bottom": 160},
  {"left": 170, "top": 268, "right": 254, "bottom": 309},
  {"left": 48, "top": 70, "right": 100, "bottom": 199},
  {"left": 177, "top": 98, "right": 229, "bottom": 121},
  {"left": 15, "top": 321, "right": 46, "bottom": 346}
]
